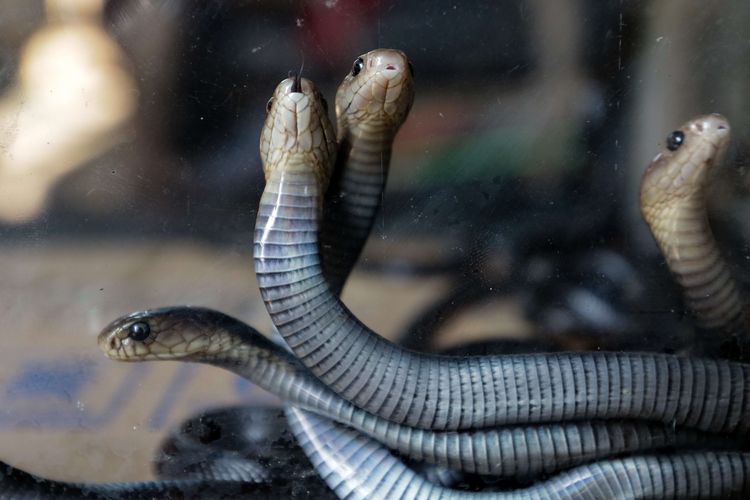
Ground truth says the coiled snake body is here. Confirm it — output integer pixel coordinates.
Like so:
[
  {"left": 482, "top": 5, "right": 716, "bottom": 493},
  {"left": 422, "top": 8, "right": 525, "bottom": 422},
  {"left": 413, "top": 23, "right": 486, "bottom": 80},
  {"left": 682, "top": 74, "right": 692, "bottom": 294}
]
[
  {"left": 320, "top": 49, "right": 414, "bottom": 295},
  {"left": 287, "top": 407, "right": 750, "bottom": 499},
  {"left": 98, "top": 306, "right": 740, "bottom": 478}
]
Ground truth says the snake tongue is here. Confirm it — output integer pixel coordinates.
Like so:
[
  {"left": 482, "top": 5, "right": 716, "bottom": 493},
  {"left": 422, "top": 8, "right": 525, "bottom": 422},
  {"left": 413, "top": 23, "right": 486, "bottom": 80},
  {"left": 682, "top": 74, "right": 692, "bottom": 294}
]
[{"left": 290, "top": 73, "right": 302, "bottom": 93}]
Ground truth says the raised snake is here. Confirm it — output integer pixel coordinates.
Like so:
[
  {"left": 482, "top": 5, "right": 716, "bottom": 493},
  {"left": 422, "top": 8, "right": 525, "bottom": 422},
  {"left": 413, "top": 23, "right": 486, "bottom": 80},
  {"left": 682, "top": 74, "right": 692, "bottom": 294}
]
[
  {"left": 319, "top": 49, "right": 414, "bottom": 295},
  {"left": 640, "top": 114, "right": 749, "bottom": 355},
  {"left": 254, "top": 75, "right": 750, "bottom": 433},
  {"left": 98, "top": 306, "right": 740, "bottom": 478}
]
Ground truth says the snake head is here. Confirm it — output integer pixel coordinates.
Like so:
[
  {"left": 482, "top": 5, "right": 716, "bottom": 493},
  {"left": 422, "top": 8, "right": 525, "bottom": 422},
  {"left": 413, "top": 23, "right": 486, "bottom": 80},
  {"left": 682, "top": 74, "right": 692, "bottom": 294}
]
[
  {"left": 259, "top": 76, "right": 337, "bottom": 190},
  {"left": 98, "top": 306, "right": 246, "bottom": 362},
  {"left": 641, "top": 113, "right": 730, "bottom": 206},
  {"left": 336, "top": 48, "right": 415, "bottom": 135}
]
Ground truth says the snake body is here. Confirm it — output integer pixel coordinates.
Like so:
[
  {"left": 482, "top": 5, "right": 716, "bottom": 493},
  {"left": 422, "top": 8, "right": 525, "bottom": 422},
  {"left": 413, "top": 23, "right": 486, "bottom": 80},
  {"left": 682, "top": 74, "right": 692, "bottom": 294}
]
[
  {"left": 319, "top": 49, "right": 414, "bottom": 295},
  {"left": 254, "top": 77, "right": 750, "bottom": 433},
  {"left": 286, "top": 407, "right": 750, "bottom": 499},
  {"left": 640, "top": 114, "right": 748, "bottom": 349},
  {"left": 99, "top": 306, "right": 739, "bottom": 478}
]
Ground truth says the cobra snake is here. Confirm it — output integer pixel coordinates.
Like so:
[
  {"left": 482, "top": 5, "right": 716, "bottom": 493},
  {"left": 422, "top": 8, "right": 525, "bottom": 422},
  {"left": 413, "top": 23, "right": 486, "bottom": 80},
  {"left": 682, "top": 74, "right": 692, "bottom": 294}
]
[
  {"left": 320, "top": 49, "right": 415, "bottom": 295},
  {"left": 254, "top": 75, "right": 750, "bottom": 433},
  {"left": 97, "top": 306, "right": 740, "bottom": 478},
  {"left": 640, "top": 113, "right": 749, "bottom": 356}
]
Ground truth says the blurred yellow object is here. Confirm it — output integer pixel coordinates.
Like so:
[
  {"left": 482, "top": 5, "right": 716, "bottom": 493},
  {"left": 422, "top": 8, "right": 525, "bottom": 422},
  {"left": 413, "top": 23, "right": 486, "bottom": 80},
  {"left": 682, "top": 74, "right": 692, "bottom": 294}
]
[
  {"left": 0, "top": 4, "right": 136, "bottom": 222},
  {"left": 45, "top": 0, "right": 104, "bottom": 20}
]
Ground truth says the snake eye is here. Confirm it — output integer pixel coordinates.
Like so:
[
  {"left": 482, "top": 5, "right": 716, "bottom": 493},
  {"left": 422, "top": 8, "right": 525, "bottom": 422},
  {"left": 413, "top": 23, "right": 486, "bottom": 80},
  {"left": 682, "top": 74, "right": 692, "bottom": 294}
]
[
  {"left": 351, "top": 57, "right": 364, "bottom": 77},
  {"left": 666, "top": 130, "right": 685, "bottom": 151},
  {"left": 128, "top": 322, "right": 151, "bottom": 341},
  {"left": 407, "top": 61, "right": 414, "bottom": 78},
  {"left": 265, "top": 98, "right": 274, "bottom": 113}
]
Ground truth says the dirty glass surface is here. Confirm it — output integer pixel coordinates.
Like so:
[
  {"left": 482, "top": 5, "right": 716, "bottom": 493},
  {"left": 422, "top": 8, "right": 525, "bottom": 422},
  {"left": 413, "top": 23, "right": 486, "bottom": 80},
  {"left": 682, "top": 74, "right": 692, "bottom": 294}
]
[{"left": 1, "top": 0, "right": 749, "bottom": 497}]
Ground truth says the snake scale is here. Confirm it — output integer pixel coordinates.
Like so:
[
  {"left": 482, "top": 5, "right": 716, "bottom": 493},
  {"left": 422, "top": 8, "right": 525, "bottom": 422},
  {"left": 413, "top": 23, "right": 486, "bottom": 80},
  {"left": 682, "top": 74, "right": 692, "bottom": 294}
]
[{"left": 320, "top": 49, "right": 414, "bottom": 295}]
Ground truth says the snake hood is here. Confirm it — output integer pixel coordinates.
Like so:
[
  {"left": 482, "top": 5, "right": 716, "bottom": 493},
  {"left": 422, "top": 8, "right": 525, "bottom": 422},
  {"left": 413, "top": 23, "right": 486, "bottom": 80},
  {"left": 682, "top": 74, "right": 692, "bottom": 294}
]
[{"left": 259, "top": 76, "right": 337, "bottom": 189}]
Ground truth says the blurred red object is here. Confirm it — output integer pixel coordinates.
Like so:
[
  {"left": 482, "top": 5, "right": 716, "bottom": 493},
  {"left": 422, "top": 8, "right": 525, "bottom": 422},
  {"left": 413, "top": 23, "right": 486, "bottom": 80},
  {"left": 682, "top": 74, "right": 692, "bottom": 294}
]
[{"left": 301, "top": 0, "right": 383, "bottom": 68}]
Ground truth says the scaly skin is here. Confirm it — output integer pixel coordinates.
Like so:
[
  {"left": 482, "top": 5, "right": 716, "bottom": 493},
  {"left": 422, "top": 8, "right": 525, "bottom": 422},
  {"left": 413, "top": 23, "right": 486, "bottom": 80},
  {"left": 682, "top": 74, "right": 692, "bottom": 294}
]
[{"left": 287, "top": 408, "right": 750, "bottom": 499}]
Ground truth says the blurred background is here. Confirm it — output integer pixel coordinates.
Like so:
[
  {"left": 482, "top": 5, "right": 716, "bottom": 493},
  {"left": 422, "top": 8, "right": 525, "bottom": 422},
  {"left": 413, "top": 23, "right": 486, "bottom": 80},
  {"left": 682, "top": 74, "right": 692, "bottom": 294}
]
[{"left": 1, "top": 0, "right": 750, "bottom": 485}]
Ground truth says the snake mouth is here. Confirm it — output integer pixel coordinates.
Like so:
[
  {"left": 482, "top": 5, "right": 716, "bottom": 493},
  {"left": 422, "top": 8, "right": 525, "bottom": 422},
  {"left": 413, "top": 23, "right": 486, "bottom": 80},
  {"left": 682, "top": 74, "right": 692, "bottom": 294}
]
[
  {"left": 106, "top": 335, "right": 120, "bottom": 352},
  {"left": 370, "top": 49, "right": 409, "bottom": 77},
  {"left": 278, "top": 76, "right": 313, "bottom": 98}
]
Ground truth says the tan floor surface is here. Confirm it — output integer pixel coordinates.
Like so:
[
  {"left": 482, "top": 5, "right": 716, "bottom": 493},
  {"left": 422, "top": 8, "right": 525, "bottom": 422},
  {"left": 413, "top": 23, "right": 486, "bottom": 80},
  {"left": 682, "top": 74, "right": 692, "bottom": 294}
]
[{"left": 0, "top": 241, "right": 450, "bottom": 482}]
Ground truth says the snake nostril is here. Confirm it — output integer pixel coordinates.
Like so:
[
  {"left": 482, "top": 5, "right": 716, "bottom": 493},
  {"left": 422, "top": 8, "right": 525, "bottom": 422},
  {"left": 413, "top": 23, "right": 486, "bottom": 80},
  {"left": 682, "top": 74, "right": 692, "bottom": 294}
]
[
  {"left": 385, "top": 65, "right": 395, "bottom": 71},
  {"left": 109, "top": 338, "right": 118, "bottom": 351}
]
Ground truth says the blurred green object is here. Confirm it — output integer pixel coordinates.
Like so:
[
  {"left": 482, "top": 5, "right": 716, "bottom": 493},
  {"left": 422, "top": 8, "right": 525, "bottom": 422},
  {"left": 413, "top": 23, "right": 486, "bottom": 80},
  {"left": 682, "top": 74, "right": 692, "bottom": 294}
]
[{"left": 412, "top": 122, "right": 584, "bottom": 185}]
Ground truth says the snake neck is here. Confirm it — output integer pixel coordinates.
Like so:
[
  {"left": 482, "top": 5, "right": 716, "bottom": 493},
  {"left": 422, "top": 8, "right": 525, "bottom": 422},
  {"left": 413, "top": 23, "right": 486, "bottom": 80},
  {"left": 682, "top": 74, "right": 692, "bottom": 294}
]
[
  {"left": 253, "top": 165, "right": 346, "bottom": 394},
  {"left": 197, "top": 315, "right": 353, "bottom": 418},
  {"left": 336, "top": 121, "right": 396, "bottom": 177},
  {"left": 319, "top": 122, "right": 396, "bottom": 294},
  {"left": 644, "top": 194, "right": 746, "bottom": 336},
  {"left": 332, "top": 122, "right": 396, "bottom": 203},
  {"left": 253, "top": 166, "right": 371, "bottom": 379},
  {"left": 254, "top": 169, "right": 322, "bottom": 273},
  {"left": 201, "top": 331, "right": 315, "bottom": 403}
]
